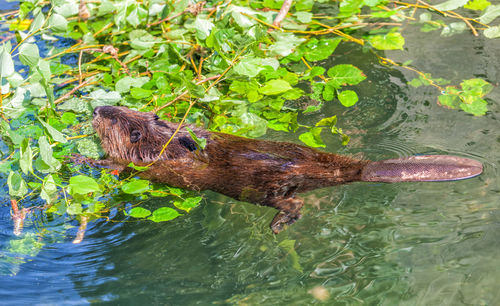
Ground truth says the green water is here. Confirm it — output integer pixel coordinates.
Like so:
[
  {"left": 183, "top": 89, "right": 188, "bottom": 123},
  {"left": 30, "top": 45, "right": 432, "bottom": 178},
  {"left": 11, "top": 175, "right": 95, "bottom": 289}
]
[{"left": 1, "top": 20, "right": 499, "bottom": 306}]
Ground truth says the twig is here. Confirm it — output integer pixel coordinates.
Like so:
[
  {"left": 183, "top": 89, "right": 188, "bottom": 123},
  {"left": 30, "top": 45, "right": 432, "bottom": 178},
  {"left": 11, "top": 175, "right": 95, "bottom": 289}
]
[
  {"left": 417, "top": 0, "right": 478, "bottom": 36},
  {"left": 301, "top": 57, "right": 327, "bottom": 82},
  {"left": 148, "top": 100, "right": 196, "bottom": 167},
  {"left": 72, "top": 215, "right": 88, "bottom": 244},
  {"left": 11, "top": 199, "right": 26, "bottom": 236},
  {"left": 78, "top": 50, "right": 84, "bottom": 84},
  {"left": 272, "top": 0, "right": 293, "bottom": 28},
  {"left": 376, "top": 54, "right": 443, "bottom": 91},
  {"left": 155, "top": 74, "right": 221, "bottom": 112},
  {"left": 147, "top": 2, "right": 207, "bottom": 28},
  {"left": 102, "top": 45, "right": 131, "bottom": 76},
  {"left": 53, "top": 76, "right": 95, "bottom": 105},
  {"left": 147, "top": 10, "right": 186, "bottom": 28}
]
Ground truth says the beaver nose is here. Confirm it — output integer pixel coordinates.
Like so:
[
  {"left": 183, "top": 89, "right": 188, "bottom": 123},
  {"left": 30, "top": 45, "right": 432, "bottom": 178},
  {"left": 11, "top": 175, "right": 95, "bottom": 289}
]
[{"left": 93, "top": 106, "right": 102, "bottom": 117}]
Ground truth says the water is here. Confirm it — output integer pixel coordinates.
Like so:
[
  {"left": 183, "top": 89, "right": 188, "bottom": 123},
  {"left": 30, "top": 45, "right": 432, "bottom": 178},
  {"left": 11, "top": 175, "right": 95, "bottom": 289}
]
[{"left": 1, "top": 9, "right": 499, "bottom": 306}]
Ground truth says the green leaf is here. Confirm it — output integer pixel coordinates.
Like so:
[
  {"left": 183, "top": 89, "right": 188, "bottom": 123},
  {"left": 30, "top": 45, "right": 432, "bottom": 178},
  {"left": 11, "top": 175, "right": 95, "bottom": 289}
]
[
  {"left": 19, "top": 43, "right": 40, "bottom": 67},
  {"left": 185, "top": 127, "right": 207, "bottom": 149},
  {"left": 299, "top": 127, "right": 325, "bottom": 148},
  {"left": 460, "top": 78, "right": 493, "bottom": 98},
  {"left": 433, "top": 0, "right": 468, "bottom": 11},
  {"left": 438, "top": 94, "right": 460, "bottom": 109},
  {"left": 441, "top": 22, "right": 467, "bottom": 37},
  {"left": 66, "top": 203, "right": 83, "bottom": 215},
  {"left": 233, "top": 57, "right": 279, "bottom": 78},
  {"left": 408, "top": 78, "right": 423, "bottom": 88},
  {"left": 130, "top": 87, "right": 153, "bottom": 99},
  {"left": 116, "top": 76, "right": 150, "bottom": 93},
  {"left": 19, "top": 138, "right": 32, "bottom": 175},
  {"left": 7, "top": 171, "right": 28, "bottom": 198},
  {"left": 310, "top": 66, "right": 326, "bottom": 77},
  {"left": 268, "top": 32, "right": 306, "bottom": 57},
  {"left": 368, "top": 32, "right": 405, "bottom": 50},
  {"left": 303, "top": 38, "right": 341, "bottom": 62},
  {"left": 316, "top": 115, "right": 337, "bottom": 127},
  {"left": 479, "top": 4, "right": 500, "bottom": 24},
  {"left": 29, "top": 10, "right": 45, "bottom": 32},
  {"left": 327, "top": 64, "right": 366, "bottom": 88},
  {"left": 295, "top": 0, "right": 314, "bottom": 11},
  {"left": 295, "top": 11, "right": 312, "bottom": 23},
  {"left": 127, "top": 207, "right": 152, "bottom": 218},
  {"left": 129, "top": 30, "right": 157, "bottom": 50},
  {"left": 88, "top": 89, "right": 121, "bottom": 107},
  {"left": 185, "top": 16, "right": 214, "bottom": 40},
  {"left": 322, "top": 84, "right": 335, "bottom": 101},
  {"left": 37, "top": 136, "right": 61, "bottom": 172},
  {"left": 61, "top": 112, "right": 77, "bottom": 125},
  {"left": 127, "top": 162, "right": 150, "bottom": 171},
  {"left": 259, "top": 79, "right": 293, "bottom": 95},
  {"left": 464, "top": 0, "right": 491, "bottom": 10},
  {"left": 484, "top": 25, "right": 500, "bottom": 38},
  {"left": 278, "top": 239, "right": 303, "bottom": 272},
  {"left": 69, "top": 175, "right": 101, "bottom": 195},
  {"left": 148, "top": 207, "right": 181, "bottom": 222},
  {"left": 174, "top": 196, "right": 202, "bottom": 212},
  {"left": 460, "top": 97, "right": 488, "bottom": 116},
  {"left": 41, "top": 174, "right": 57, "bottom": 204},
  {"left": 239, "top": 112, "right": 268, "bottom": 138},
  {"left": 48, "top": 13, "right": 68, "bottom": 31},
  {"left": 338, "top": 90, "right": 359, "bottom": 107},
  {"left": 122, "top": 179, "right": 150, "bottom": 194},
  {"left": 38, "top": 118, "right": 67, "bottom": 143},
  {"left": 228, "top": 5, "right": 258, "bottom": 28},
  {"left": 0, "top": 43, "right": 14, "bottom": 78}
]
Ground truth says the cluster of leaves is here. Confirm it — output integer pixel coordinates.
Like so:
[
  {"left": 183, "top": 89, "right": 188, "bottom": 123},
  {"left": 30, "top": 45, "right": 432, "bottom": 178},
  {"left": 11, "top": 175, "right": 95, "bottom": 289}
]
[{"left": 0, "top": 0, "right": 496, "bottom": 236}]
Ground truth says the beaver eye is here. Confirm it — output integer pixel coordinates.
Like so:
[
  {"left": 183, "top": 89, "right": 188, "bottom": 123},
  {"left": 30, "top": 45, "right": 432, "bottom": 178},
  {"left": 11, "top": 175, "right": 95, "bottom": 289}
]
[
  {"left": 130, "top": 130, "right": 142, "bottom": 143},
  {"left": 111, "top": 118, "right": 117, "bottom": 125},
  {"left": 153, "top": 114, "right": 159, "bottom": 120}
]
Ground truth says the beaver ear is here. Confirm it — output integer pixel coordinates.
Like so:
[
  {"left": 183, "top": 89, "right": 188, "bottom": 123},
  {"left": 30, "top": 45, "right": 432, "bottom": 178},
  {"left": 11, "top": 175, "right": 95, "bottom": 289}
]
[{"left": 130, "top": 130, "right": 142, "bottom": 143}]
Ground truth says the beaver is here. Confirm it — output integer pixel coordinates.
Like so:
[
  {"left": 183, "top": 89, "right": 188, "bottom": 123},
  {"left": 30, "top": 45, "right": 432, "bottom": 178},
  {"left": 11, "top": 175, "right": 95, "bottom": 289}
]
[{"left": 81, "top": 106, "right": 483, "bottom": 233}]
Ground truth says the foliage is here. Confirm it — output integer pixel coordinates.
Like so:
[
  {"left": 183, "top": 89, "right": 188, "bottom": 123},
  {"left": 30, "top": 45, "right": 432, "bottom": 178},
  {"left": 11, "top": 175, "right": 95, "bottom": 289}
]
[{"left": 0, "top": 0, "right": 495, "bottom": 233}]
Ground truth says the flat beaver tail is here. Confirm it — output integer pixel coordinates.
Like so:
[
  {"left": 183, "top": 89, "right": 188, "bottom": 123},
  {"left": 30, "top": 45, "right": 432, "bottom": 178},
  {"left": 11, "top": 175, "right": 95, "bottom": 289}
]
[{"left": 360, "top": 155, "right": 483, "bottom": 183}]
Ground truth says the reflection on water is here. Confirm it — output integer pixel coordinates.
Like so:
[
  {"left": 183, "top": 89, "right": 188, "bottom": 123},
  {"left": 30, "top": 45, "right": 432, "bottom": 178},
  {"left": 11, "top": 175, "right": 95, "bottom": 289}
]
[{"left": 0, "top": 14, "right": 499, "bottom": 306}]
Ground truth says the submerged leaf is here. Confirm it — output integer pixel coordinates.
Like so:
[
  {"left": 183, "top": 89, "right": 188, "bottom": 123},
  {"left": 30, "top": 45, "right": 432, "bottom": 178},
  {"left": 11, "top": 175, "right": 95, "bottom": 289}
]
[
  {"left": 327, "top": 64, "right": 366, "bottom": 88},
  {"left": 368, "top": 32, "right": 405, "bottom": 50},
  {"left": 259, "top": 79, "right": 293, "bottom": 95},
  {"left": 338, "top": 90, "right": 359, "bottom": 107},
  {"left": 299, "top": 127, "right": 325, "bottom": 148},
  {"left": 8, "top": 171, "right": 28, "bottom": 198},
  {"left": 174, "top": 196, "right": 202, "bottom": 212},
  {"left": 479, "top": 4, "right": 500, "bottom": 24},
  {"left": 460, "top": 97, "right": 488, "bottom": 116},
  {"left": 434, "top": 0, "right": 468, "bottom": 11},
  {"left": 149, "top": 207, "right": 181, "bottom": 222},
  {"left": 484, "top": 25, "right": 500, "bottom": 38},
  {"left": 464, "top": 0, "right": 491, "bottom": 10},
  {"left": 127, "top": 207, "right": 152, "bottom": 218},
  {"left": 19, "top": 43, "right": 40, "bottom": 67},
  {"left": 69, "top": 175, "right": 100, "bottom": 195},
  {"left": 122, "top": 180, "right": 150, "bottom": 194}
]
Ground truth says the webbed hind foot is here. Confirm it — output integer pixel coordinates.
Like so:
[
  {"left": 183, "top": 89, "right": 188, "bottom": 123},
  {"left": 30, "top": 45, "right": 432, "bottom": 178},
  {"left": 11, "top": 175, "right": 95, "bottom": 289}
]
[{"left": 267, "top": 197, "right": 304, "bottom": 234}]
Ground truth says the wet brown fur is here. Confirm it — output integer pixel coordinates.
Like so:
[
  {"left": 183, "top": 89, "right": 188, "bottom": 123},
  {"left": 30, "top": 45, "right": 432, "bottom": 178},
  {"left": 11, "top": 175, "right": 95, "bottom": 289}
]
[{"left": 91, "top": 106, "right": 369, "bottom": 233}]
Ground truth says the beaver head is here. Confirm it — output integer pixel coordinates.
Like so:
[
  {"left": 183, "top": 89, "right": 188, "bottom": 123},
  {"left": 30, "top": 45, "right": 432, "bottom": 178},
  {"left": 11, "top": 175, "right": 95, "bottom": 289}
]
[{"left": 93, "top": 106, "right": 194, "bottom": 163}]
